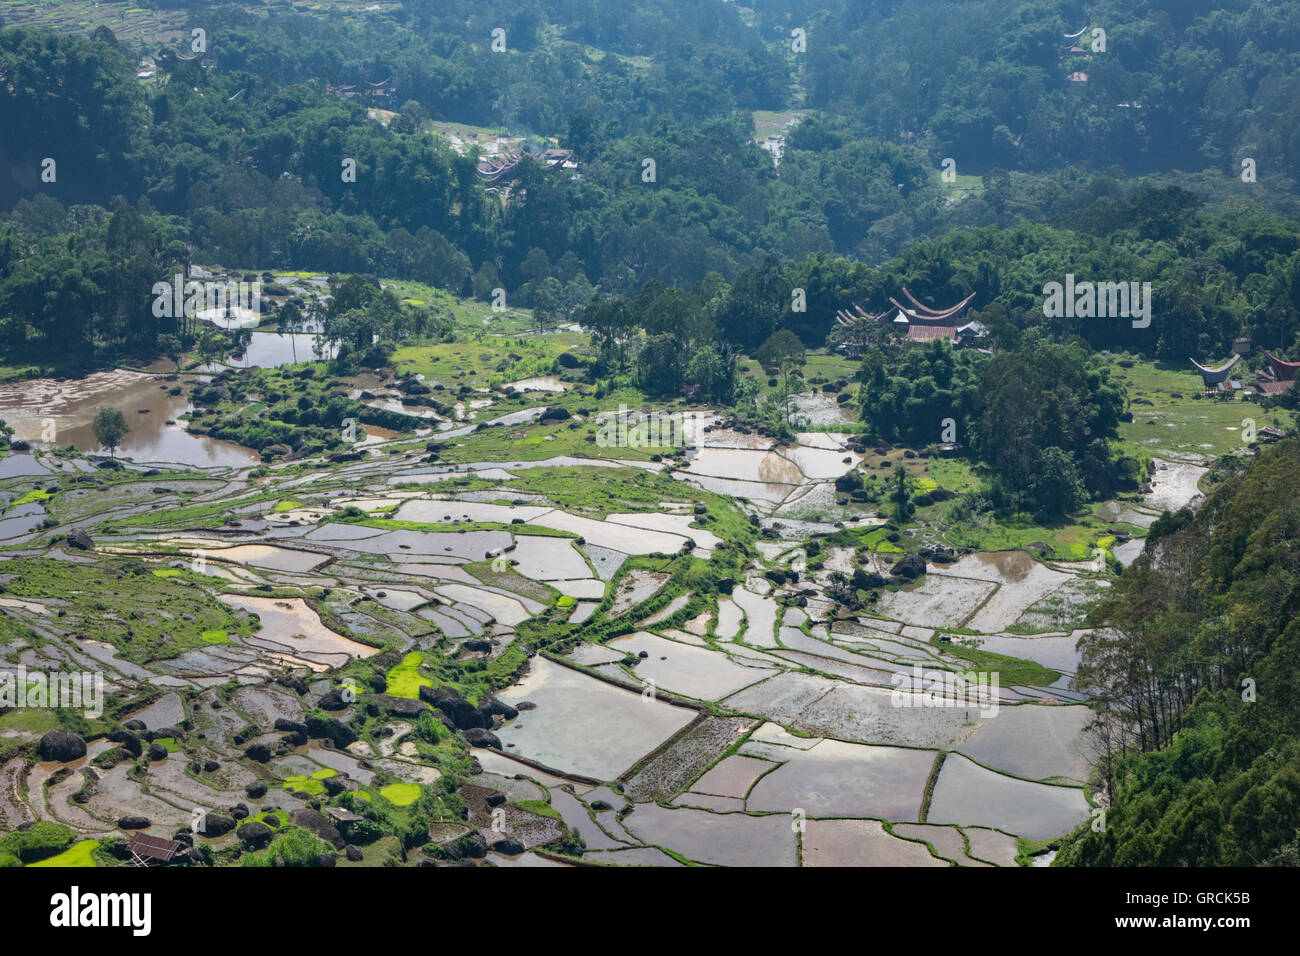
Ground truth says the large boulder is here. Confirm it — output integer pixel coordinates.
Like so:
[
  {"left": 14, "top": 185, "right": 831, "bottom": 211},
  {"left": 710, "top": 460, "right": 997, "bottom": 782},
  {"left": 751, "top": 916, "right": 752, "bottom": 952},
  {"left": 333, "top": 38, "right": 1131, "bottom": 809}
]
[
  {"left": 920, "top": 545, "right": 957, "bottom": 564},
  {"left": 477, "top": 696, "right": 518, "bottom": 723},
  {"left": 463, "top": 727, "right": 502, "bottom": 749},
  {"left": 243, "top": 743, "right": 273, "bottom": 762},
  {"left": 305, "top": 714, "right": 357, "bottom": 747},
  {"left": 290, "top": 809, "right": 345, "bottom": 850},
  {"left": 322, "top": 775, "right": 351, "bottom": 797},
  {"left": 245, "top": 781, "right": 268, "bottom": 799},
  {"left": 892, "top": 554, "right": 927, "bottom": 580},
  {"left": 445, "top": 831, "right": 488, "bottom": 860},
  {"left": 68, "top": 528, "right": 94, "bottom": 551},
  {"left": 317, "top": 688, "right": 350, "bottom": 711},
  {"left": 146, "top": 742, "right": 169, "bottom": 761},
  {"left": 274, "top": 718, "right": 309, "bottom": 746},
  {"left": 117, "top": 815, "right": 151, "bottom": 830},
  {"left": 236, "top": 821, "right": 273, "bottom": 848},
  {"left": 199, "top": 813, "right": 236, "bottom": 837},
  {"left": 365, "top": 694, "right": 426, "bottom": 718},
  {"left": 490, "top": 836, "right": 526, "bottom": 855},
  {"left": 852, "top": 569, "right": 887, "bottom": 590},
  {"left": 108, "top": 730, "right": 143, "bottom": 758},
  {"left": 38, "top": 730, "right": 87, "bottom": 763},
  {"left": 275, "top": 675, "right": 309, "bottom": 696},
  {"left": 420, "top": 686, "right": 486, "bottom": 730}
]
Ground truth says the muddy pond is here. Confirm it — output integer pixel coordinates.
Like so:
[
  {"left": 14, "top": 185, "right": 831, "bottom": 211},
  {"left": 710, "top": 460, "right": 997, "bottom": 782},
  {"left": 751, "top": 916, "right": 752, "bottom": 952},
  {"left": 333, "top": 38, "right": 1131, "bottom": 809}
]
[{"left": 0, "top": 370, "right": 256, "bottom": 468}]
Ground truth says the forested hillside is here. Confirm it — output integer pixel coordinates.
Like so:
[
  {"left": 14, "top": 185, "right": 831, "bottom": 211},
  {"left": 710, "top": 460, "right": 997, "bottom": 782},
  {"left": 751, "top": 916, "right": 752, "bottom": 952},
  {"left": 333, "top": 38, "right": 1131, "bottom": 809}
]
[
  {"left": 1061, "top": 438, "right": 1300, "bottom": 866},
  {"left": 796, "top": 0, "right": 1300, "bottom": 178},
  {"left": 4, "top": 1, "right": 1300, "bottom": 373}
]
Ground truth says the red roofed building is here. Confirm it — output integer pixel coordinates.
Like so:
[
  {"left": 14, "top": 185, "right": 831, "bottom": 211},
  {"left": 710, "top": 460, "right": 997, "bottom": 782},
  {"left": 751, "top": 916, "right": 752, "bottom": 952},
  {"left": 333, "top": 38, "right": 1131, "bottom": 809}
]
[
  {"left": 886, "top": 291, "right": 985, "bottom": 347},
  {"left": 1262, "top": 350, "right": 1300, "bottom": 381},
  {"left": 905, "top": 324, "right": 958, "bottom": 343},
  {"left": 1252, "top": 349, "right": 1300, "bottom": 398}
]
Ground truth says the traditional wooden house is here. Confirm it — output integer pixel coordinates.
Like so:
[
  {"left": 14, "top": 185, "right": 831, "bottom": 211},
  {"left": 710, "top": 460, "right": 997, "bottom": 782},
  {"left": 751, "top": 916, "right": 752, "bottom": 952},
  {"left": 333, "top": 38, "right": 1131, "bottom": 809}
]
[
  {"left": 835, "top": 291, "right": 984, "bottom": 350},
  {"left": 887, "top": 290, "right": 982, "bottom": 345},
  {"left": 1252, "top": 349, "right": 1300, "bottom": 399},
  {"left": 1190, "top": 354, "right": 1242, "bottom": 391}
]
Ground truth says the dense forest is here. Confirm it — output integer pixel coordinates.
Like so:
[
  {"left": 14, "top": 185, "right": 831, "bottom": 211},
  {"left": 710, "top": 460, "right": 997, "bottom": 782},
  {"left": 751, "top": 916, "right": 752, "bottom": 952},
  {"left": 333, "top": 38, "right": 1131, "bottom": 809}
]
[
  {"left": 1062, "top": 438, "right": 1300, "bottom": 866},
  {"left": 797, "top": 0, "right": 1300, "bottom": 179},
  {"left": 4, "top": 1, "right": 1300, "bottom": 372}
]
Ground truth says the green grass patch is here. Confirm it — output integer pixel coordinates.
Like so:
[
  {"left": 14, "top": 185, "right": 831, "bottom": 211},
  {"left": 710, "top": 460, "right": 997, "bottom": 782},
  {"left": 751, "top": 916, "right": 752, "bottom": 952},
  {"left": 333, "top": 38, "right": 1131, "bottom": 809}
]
[
  {"left": 514, "top": 798, "right": 561, "bottom": 820},
  {"left": 28, "top": 839, "right": 99, "bottom": 868},
  {"left": 0, "top": 557, "right": 254, "bottom": 664},
  {"left": 936, "top": 515, "right": 1097, "bottom": 561},
  {"left": 829, "top": 525, "right": 903, "bottom": 553},
  {"left": 1109, "top": 357, "right": 1261, "bottom": 459},
  {"left": 0, "top": 708, "right": 61, "bottom": 737},
  {"left": 925, "top": 457, "right": 984, "bottom": 494},
  {"left": 390, "top": 333, "right": 577, "bottom": 388},
  {"left": 379, "top": 782, "right": 421, "bottom": 806},
  {"left": 385, "top": 651, "right": 432, "bottom": 699},
  {"left": 339, "top": 516, "right": 575, "bottom": 537},
  {"left": 933, "top": 640, "right": 1060, "bottom": 688},
  {"left": 281, "top": 767, "right": 337, "bottom": 796}
]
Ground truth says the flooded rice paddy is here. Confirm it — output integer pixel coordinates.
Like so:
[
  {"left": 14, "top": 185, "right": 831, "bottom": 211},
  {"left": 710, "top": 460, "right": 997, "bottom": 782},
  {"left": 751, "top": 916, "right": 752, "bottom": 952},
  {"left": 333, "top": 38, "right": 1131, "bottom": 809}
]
[{"left": 0, "top": 378, "right": 1126, "bottom": 867}]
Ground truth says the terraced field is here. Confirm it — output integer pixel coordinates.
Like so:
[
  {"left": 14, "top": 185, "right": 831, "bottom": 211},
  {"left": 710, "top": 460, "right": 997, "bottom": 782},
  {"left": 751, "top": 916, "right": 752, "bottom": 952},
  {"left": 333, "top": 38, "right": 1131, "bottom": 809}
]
[{"left": 0, "top": 331, "right": 1211, "bottom": 868}]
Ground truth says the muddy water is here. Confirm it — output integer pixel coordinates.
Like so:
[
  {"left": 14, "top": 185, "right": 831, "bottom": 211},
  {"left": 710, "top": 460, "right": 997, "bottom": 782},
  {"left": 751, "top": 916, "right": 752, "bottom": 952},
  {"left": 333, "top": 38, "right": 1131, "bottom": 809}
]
[
  {"left": 686, "top": 447, "right": 804, "bottom": 485},
  {"left": 0, "top": 370, "right": 256, "bottom": 467},
  {"left": 973, "top": 549, "right": 1036, "bottom": 583},
  {"left": 504, "top": 376, "right": 566, "bottom": 393}
]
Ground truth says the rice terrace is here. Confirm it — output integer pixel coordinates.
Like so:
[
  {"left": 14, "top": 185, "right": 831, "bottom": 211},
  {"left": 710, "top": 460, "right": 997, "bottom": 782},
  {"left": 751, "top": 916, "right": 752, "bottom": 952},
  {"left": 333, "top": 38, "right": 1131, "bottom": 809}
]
[{"left": 0, "top": 0, "right": 1296, "bottom": 913}]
